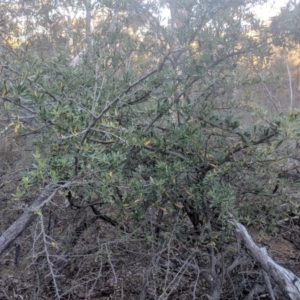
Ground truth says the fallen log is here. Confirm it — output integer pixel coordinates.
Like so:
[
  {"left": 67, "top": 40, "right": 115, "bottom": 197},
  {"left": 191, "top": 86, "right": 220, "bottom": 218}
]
[
  {"left": 234, "top": 222, "right": 300, "bottom": 300},
  {"left": 0, "top": 184, "right": 66, "bottom": 257}
]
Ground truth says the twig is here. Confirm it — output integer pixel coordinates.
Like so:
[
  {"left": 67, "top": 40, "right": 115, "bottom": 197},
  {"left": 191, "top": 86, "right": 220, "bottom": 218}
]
[
  {"left": 143, "top": 144, "right": 186, "bottom": 161},
  {"left": 284, "top": 49, "right": 294, "bottom": 110},
  {"left": 262, "top": 270, "right": 276, "bottom": 300},
  {"left": 39, "top": 213, "right": 61, "bottom": 299}
]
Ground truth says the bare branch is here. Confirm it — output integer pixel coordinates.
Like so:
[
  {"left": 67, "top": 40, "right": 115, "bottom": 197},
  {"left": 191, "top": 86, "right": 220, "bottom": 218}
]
[
  {"left": 0, "top": 183, "right": 70, "bottom": 257},
  {"left": 233, "top": 221, "right": 300, "bottom": 300}
]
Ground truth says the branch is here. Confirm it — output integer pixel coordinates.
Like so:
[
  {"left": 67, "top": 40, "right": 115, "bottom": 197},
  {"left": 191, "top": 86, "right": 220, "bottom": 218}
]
[
  {"left": 80, "top": 67, "right": 161, "bottom": 145},
  {"left": 0, "top": 184, "right": 69, "bottom": 257},
  {"left": 209, "top": 50, "right": 248, "bottom": 69},
  {"left": 143, "top": 144, "right": 186, "bottom": 161},
  {"left": 233, "top": 221, "right": 300, "bottom": 300}
]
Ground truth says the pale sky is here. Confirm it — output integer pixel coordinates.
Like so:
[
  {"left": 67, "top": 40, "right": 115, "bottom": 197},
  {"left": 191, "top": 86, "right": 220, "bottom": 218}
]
[
  {"left": 160, "top": 0, "right": 290, "bottom": 25},
  {"left": 252, "top": 0, "right": 290, "bottom": 21}
]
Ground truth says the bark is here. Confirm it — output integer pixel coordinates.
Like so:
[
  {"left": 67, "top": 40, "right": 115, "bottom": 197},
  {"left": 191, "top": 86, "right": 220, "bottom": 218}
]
[
  {"left": 64, "top": 7, "right": 74, "bottom": 50},
  {"left": 235, "top": 222, "right": 300, "bottom": 300},
  {"left": 83, "top": 0, "right": 92, "bottom": 45},
  {"left": 0, "top": 185, "right": 61, "bottom": 257}
]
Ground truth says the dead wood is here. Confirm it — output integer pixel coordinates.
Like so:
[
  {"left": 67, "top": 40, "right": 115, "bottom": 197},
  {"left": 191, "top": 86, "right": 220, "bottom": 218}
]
[
  {"left": 0, "top": 184, "right": 65, "bottom": 257},
  {"left": 234, "top": 222, "right": 300, "bottom": 300}
]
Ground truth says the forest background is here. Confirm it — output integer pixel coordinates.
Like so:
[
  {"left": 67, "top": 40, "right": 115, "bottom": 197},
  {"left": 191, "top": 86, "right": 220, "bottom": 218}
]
[{"left": 1, "top": 0, "right": 300, "bottom": 299}]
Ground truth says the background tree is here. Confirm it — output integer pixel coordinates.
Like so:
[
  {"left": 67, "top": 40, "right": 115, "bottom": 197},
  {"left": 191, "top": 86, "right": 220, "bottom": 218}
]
[{"left": 270, "top": 0, "right": 300, "bottom": 48}]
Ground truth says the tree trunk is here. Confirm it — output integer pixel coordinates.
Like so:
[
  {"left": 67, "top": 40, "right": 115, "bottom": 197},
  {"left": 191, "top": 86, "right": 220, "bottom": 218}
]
[{"left": 84, "top": 0, "right": 92, "bottom": 46}]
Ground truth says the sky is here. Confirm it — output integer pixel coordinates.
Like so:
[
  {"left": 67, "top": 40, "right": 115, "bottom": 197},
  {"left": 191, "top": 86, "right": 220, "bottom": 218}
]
[
  {"left": 160, "top": 0, "right": 291, "bottom": 25},
  {"left": 252, "top": 0, "right": 290, "bottom": 21}
]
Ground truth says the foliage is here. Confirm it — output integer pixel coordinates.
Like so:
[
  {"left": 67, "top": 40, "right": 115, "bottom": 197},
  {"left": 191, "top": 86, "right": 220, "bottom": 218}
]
[
  {"left": 270, "top": 0, "right": 300, "bottom": 48},
  {"left": 1, "top": 0, "right": 300, "bottom": 299}
]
